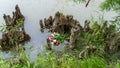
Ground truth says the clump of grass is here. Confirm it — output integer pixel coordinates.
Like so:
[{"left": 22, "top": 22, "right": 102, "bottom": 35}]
[
  {"left": 0, "top": 44, "right": 31, "bottom": 68},
  {"left": 33, "top": 51, "right": 106, "bottom": 68},
  {"left": 0, "top": 49, "right": 120, "bottom": 68},
  {"left": 0, "top": 57, "right": 10, "bottom": 68}
]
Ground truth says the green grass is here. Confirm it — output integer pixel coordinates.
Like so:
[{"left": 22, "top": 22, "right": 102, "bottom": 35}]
[
  {"left": 33, "top": 52, "right": 106, "bottom": 68},
  {"left": 0, "top": 49, "right": 120, "bottom": 68}
]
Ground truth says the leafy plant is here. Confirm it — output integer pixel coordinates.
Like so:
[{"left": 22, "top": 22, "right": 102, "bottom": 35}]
[
  {"left": 110, "top": 16, "right": 120, "bottom": 31},
  {"left": 0, "top": 23, "right": 7, "bottom": 32},
  {"left": 100, "top": 0, "right": 120, "bottom": 12},
  {"left": 52, "top": 33, "right": 69, "bottom": 43}
]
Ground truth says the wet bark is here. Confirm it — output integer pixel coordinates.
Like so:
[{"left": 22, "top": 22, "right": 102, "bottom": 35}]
[
  {"left": 0, "top": 5, "right": 30, "bottom": 51},
  {"left": 40, "top": 12, "right": 83, "bottom": 49}
]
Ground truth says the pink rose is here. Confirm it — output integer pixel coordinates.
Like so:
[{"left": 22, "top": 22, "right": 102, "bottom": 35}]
[{"left": 55, "top": 41, "right": 59, "bottom": 46}]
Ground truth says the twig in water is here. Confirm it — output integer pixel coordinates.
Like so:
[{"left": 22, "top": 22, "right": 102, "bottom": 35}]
[{"left": 85, "top": 0, "right": 91, "bottom": 7}]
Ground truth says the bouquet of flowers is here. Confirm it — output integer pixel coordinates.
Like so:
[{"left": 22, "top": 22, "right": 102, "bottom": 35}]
[{"left": 48, "top": 32, "right": 66, "bottom": 46}]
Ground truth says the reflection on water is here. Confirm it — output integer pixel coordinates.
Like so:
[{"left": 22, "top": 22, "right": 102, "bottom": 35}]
[{"left": 0, "top": 0, "right": 117, "bottom": 60}]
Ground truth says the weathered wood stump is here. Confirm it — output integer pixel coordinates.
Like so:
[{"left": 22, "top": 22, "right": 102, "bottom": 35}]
[
  {"left": 0, "top": 28, "right": 30, "bottom": 50},
  {"left": 40, "top": 12, "right": 83, "bottom": 49},
  {"left": 3, "top": 5, "right": 25, "bottom": 30},
  {"left": 0, "top": 5, "right": 30, "bottom": 51}
]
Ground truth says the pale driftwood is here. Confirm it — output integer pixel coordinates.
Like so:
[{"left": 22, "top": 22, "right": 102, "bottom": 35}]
[{"left": 79, "top": 45, "right": 96, "bottom": 58}]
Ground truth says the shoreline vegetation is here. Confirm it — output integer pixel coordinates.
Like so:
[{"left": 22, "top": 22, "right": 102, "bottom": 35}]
[{"left": 0, "top": 0, "right": 120, "bottom": 68}]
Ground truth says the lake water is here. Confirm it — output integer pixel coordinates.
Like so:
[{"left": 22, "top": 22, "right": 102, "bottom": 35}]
[{"left": 0, "top": 0, "right": 117, "bottom": 60}]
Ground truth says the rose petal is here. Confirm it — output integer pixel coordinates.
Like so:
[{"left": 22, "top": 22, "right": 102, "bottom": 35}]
[
  {"left": 51, "top": 39, "right": 53, "bottom": 42},
  {"left": 53, "top": 40, "right": 57, "bottom": 42},
  {"left": 48, "top": 37, "right": 52, "bottom": 40},
  {"left": 51, "top": 34, "right": 55, "bottom": 36},
  {"left": 56, "top": 41, "right": 59, "bottom": 46}
]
